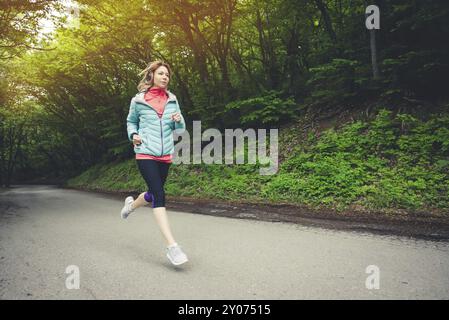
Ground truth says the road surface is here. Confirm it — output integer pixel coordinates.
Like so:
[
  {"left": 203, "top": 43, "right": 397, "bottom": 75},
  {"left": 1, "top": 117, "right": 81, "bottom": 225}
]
[{"left": 1, "top": 185, "right": 448, "bottom": 299}]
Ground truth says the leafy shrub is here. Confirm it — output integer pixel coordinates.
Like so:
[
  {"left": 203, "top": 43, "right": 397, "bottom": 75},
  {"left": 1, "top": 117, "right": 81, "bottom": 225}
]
[
  {"left": 305, "top": 58, "right": 366, "bottom": 107},
  {"left": 263, "top": 109, "right": 449, "bottom": 211},
  {"left": 224, "top": 90, "right": 298, "bottom": 126}
]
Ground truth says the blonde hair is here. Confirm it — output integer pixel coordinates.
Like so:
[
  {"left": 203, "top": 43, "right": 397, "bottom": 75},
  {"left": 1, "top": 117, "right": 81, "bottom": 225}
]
[{"left": 137, "top": 60, "right": 172, "bottom": 92}]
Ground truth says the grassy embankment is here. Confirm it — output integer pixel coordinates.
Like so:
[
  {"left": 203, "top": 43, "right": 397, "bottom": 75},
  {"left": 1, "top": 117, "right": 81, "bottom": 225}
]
[{"left": 66, "top": 108, "right": 449, "bottom": 216}]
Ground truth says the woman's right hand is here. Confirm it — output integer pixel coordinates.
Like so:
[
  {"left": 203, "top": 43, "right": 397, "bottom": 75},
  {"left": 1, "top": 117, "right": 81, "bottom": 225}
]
[{"left": 132, "top": 134, "right": 142, "bottom": 146}]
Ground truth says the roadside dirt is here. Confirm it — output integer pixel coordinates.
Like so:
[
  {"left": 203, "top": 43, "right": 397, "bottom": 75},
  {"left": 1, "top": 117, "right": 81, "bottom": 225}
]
[{"left": 60, "top": 185, "right": 449, "bottom": 242}]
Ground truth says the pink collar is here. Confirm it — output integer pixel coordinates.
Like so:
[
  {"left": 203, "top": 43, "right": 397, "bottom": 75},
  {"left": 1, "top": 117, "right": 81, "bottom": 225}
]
[{"left": 147, "top": 86, "right": 168, "bottom": 97}]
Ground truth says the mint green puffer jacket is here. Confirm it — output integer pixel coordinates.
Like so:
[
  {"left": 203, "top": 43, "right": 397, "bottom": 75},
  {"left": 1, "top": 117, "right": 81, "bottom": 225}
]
[{"left": 126, "top": 90, "right": 186, "bottom": 156}]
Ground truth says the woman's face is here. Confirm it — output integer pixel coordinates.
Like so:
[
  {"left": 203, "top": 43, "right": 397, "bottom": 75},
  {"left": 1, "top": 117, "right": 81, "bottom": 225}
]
[{"left": 152, "top": 66, "right": 170, "bottom": 89}]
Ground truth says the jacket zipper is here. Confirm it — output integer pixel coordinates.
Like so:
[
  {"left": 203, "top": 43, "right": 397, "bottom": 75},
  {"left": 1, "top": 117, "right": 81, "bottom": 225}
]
[
  {"left": 159, "top": 117, "right": 163, "bottom": 156},
  {"left": 159, "top": 98, "right": 171, "bottom": 156}
]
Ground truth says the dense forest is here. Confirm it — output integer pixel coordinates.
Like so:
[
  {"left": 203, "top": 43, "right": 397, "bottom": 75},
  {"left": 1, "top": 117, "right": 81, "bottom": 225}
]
[{"left": 1, "top": 0, "right": 448, "bottom": 213}]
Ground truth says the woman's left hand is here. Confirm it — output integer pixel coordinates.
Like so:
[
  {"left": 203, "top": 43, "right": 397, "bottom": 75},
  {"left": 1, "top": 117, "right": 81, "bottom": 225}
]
[{"left": 171, "top": 112, "right": 181, "bottom": 123}]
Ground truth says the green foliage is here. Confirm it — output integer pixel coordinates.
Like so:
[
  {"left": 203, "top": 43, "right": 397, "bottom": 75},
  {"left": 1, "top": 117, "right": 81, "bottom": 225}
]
[
  {"left": 67, "top": 108, "right": 449, "bottom": 214},
  {"left": 3, "top": 0, "right": 449, "bottom": 213},
  {"left": 224, "top": 90, "right": 298, "bottom": 126},
  {"left": 381, "top": 50, "right": 449, "bottom": 99},
  {"left": 66, "top": 159, "right": 146, "bottom": 191},
  {"left": 305, "top": 59, "right": 365, "bottom": 107},
  {"left": 264, "top": 109, "right": 449, "bottom": 211}
]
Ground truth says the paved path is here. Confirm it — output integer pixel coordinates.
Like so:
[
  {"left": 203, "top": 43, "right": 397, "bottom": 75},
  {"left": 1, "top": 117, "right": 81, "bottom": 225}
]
[{"left": 1, "top": 185, "right": 448, "bottom": 299}]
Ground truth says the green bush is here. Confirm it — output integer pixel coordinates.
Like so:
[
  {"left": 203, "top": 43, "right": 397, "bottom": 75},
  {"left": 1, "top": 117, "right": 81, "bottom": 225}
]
[
  {"left": 224, "top": 90, "right": 298, "bottom": 126},
  {"left": 67, "top": 108, "right": 449, "bottom": 214},
  {"left": 263, "top": 109, "right": 449, "bottom": 211},
  {"left": 305, "top": 58, "right": 366, "bottom": 107}
]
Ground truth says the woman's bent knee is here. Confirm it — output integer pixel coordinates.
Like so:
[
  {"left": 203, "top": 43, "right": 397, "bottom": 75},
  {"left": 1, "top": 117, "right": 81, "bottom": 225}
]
[{"left": 145, "top": 190, "right": 165, "bottom": 208}]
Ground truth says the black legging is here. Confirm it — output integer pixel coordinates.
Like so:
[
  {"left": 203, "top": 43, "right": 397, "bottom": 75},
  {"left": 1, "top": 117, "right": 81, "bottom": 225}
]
[{"left": 137, "top": 159, "right": 171, "bottom": 208}]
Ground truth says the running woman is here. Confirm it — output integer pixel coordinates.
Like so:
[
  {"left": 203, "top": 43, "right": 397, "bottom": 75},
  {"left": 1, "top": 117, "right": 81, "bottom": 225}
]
[{"left": 121, "top": 60, "right": 188, "bottom": 266}]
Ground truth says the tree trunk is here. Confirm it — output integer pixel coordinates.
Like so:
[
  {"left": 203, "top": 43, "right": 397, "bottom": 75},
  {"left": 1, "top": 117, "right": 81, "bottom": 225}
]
[
  {"left": 0, "top": 126, "right": 4, "bottom": 187},
  {"left": 176, "top": 10, "right": 210, "bottom": 86},
  {"left": 314, "top": 0, "right": 337, "bottom": 42},
  {"left": 255, "top": 4, "right": 279, "bottom": 89},
  {"left": 284, "top": 20, "right": 302, "bottom": 96}
]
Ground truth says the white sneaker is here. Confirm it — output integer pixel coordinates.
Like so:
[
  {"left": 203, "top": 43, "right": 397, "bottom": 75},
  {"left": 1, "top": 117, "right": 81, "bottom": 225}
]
[
  {"left": 166, "top": 244, "right": 188, "bottom": 266},
  {"left": 120, "top": 196, "right": 135, "bottom": 219}
]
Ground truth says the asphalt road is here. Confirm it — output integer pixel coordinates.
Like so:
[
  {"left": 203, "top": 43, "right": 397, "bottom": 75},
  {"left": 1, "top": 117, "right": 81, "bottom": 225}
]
[{"left": 1, "top": 185, "right": 448, "bottom": 299}]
